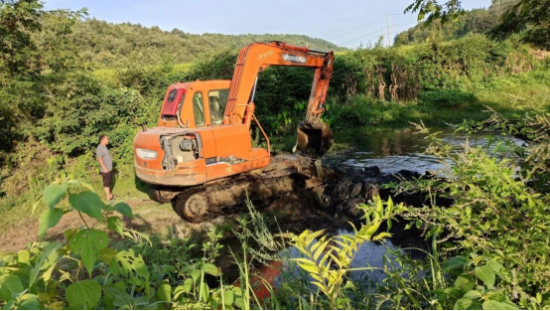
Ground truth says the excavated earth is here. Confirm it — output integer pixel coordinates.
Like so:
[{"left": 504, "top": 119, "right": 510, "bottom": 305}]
[{"left": 241, "top": 164, "right": 452, "bottom": 251}]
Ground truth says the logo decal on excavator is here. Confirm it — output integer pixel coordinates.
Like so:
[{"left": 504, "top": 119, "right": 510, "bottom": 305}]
[
  {"left": 282, "top": 53, "right": 306, "bottom": 64},
  {"left": 258, "top": 50, "right": 274, "bottom": 60}
]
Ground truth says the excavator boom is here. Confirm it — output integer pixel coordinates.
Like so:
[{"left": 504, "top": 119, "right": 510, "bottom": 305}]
[{"left": 223, "top": 41, "right": 334, "bottom": 158}]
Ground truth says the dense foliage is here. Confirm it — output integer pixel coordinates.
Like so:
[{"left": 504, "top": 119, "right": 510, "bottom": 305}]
[
  {"left": 404, "top": 0, "right": 549, "bottom": 49},
  {"left": 396, "top": 0, "right": 517, "bottom": 46},
  {"left": 64, "top": 18, "right": 343, "bottom": 69},
  {"left": 490, "top": 0, "right": 550, "bottom": 49},
  {"left": 0, "top": 175, "right": 405, "bottom": 309}
]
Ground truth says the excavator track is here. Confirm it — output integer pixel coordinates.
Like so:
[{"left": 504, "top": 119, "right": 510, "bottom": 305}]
[
  {"left": 173, "top": 186, "right": 212, "bottom": 222},
  {"left": 170, "top": 155, "right": 323, "bottom": 223}
]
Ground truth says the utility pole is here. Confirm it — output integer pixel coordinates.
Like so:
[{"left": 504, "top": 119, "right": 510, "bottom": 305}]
[{"left": 386, "top": 14, "right": 391, "bottom": 47}]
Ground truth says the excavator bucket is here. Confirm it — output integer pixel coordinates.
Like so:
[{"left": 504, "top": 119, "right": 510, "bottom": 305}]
[{"left": 295, "top": 122, "right": 334, "bottom": 159}]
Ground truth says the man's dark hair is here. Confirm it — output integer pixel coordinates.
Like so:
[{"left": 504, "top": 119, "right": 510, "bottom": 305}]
[{"left": 99, "top": 134, "right": 107, "bottom": 144}]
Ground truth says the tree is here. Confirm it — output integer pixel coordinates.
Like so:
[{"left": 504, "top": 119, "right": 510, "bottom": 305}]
[
  {"left": 405, "top": 0, "right": 465, "bottom": 24},
  {"left": 0, "top": 0, "right": 43, "bottom": 77},
  {"left": 0, "top": 0, "right": 44, "bottom": 158},
  {"left": 490, "top": 0, "right": 550, "bottom": 48}
]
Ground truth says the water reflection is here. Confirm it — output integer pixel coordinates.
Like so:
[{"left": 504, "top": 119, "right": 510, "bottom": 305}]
[
  {"left": 326, "top": 128, "right": 524, "bottom": 174},
  {"left": 282, "top": 233, "right": 399, "bottom": 284}
]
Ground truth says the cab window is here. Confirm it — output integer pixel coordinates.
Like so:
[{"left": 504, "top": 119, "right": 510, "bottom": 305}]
[
  {"left": 193, "top": 92, "right": 205, "bottom": 127},
  {"left": 208, "top": 89, "right": 229, "bottom": 125}
]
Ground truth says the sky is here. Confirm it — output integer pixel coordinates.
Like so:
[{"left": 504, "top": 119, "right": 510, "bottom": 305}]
[{"left": 43, "top": 0, "right": 493, "bottom": 48}]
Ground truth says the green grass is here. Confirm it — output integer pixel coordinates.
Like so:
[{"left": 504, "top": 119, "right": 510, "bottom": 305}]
[{"left": 327, "top": 68, "right": 550, "bottom": 136}]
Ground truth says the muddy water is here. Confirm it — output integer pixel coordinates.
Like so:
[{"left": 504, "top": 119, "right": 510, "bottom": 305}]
[{"left": 326, "top": 127, "right": 524, "bottom": 174}]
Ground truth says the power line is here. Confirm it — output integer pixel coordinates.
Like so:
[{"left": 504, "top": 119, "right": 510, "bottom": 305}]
[
  {"left": 326, "top": 11, "right": 410, "bottom": 42},
  {"left": 326, "top": 16, "right": 385, "bottom": 41},
  {"left": 337, "top": 22, "right": 418, "bottom": 46},
  {"left": 340, "top": 25, "right": 419, "bottom": 47},
  {"left": 336, "top": 28, "right": 383, "bottom": 45}
]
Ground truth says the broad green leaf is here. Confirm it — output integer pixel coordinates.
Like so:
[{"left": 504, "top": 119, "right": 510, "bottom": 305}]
[
  {"left": 103, "top": 282, "right": 127, "bottom": 309},
  {"left": 110, "top": 250, "right": 149, "bottom": 286},
  {"left": 223, "top": 289, "right": 234, "bottom": 305},
  {"left": 475, "top": 266, "right": 496, "bottom": 289},
  {"left": 79, "top": 181, "right": 95, "bottom": 191},
  {"left": 66, "top": 280, "right": 102, "bottom": 309},
  {"left": 234, "top": 297, "right": 244, "bottom": 309},
  {"left": 487, "top": 260, "right": 504, "bottom": 274},
  {"left": 0, "top": 275, "right": 24, "bottom": 301},
  {"left": 482, "top": 300, "right": 518, "bottom": 310},
  {"left": 38, "top": 208, "right": 63, "bottom": 239},
  {"left": 107, "top": 216, "right": 123, "bottom": 236},
  {"left": 29, "top": 242, "right": 62, "bottom": 287},
  {"left": 18, "top": 294, "right": 40, "bottom": 310},
  {"left": 203, "top": 263, "right": 219, "bottom": 276},
  {"left": 67, "top": 180, "right": 94, "bottom": 192},
  {"left": 42, "top": 259, "right": 60, "bottom": 282},
  {"left": 190, "top": 270, "right": 200, "bottom": 282},
  {"left": 113, "top": 293, "right": 134, "bottom": 308},
  {"left": 113, "top": 202, "right": 133, "bottom": 218},
  {"left": 485, "top": 292, "right": 507, "bottom": 302},
  {"left": 17, "top": 250, "right": 30, "bottom": 264},
  {"left": 99, "top": 247, "right": 117, "bottom": 264},
  {"left": 454, "top": 275, "right": 475, "bottom": 292},
  {"left": 43, "top": 183, "right": 68, "bottom": 209},
  {"left": 199, "top": 282, "right": 209, "bottom": 301},
  {"left": 156, "top": 283, "right": 171, "bottom": 302},
  {"left": 69, "top": 229, "right": 108, "bottom": 275},
  {"left": 174, "top": 278, "right": 194, "bottom": 299},
  {"left": 68, "top": 191, "right": 104, "bottom": 222},
  {"left": 463, "top": 290, "right": 482, "bottom": 299},
  {"left": 454, "top": 298, "right": 476, "bottom": 310},
  {"left": 443, "top": 256, "right": 469, "bottom": 271}
]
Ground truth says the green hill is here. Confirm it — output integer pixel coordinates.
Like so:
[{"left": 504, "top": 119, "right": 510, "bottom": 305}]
[{"left": 65, "top": 18, "right": 343, "bottom": 68}]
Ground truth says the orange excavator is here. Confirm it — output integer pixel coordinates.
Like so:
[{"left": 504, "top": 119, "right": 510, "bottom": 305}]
[{"left": 133, "top": 41, "right": 334, "bottom": 222}]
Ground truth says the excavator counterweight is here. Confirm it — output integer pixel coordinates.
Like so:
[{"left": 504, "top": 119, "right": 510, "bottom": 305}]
[{"left": 133, "top": 42, "right": 335, "bottom": 222}]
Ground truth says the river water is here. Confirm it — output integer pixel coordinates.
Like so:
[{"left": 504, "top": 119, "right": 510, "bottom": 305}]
[{"left": 325, "top": 127, "right": 524, "bottom": 174}]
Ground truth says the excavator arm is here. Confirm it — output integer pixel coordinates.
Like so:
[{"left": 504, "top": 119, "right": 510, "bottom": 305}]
[{"left": 223, "top": 41, "right": 335, "bottom": 158}]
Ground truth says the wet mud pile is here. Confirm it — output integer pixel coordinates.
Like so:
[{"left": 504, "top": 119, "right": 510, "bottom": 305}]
[{"left": 216, "top": 164, "right": 453, "bottom": 253}]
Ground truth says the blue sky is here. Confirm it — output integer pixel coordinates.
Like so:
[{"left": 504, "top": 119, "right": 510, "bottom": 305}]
[{"left": 43, "top": 0, "right": 492, "bottom": 48}]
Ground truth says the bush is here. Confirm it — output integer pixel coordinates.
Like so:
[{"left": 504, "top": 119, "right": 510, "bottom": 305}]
[{"left": 419, "top": 89, "right": 476, "bottom": 109}]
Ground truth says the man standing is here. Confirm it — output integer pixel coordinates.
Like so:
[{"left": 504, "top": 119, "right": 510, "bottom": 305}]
[{"left": 96, "top": 134, "right": 114, "bottom": 201}]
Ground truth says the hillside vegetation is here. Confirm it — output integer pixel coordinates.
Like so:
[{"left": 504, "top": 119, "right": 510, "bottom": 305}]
[
  {"left": 395, "top": 0, "right": 518, "bottom": 46},
  {"left": 55, "top": 17, "right": 343, "bottom": 68}
]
